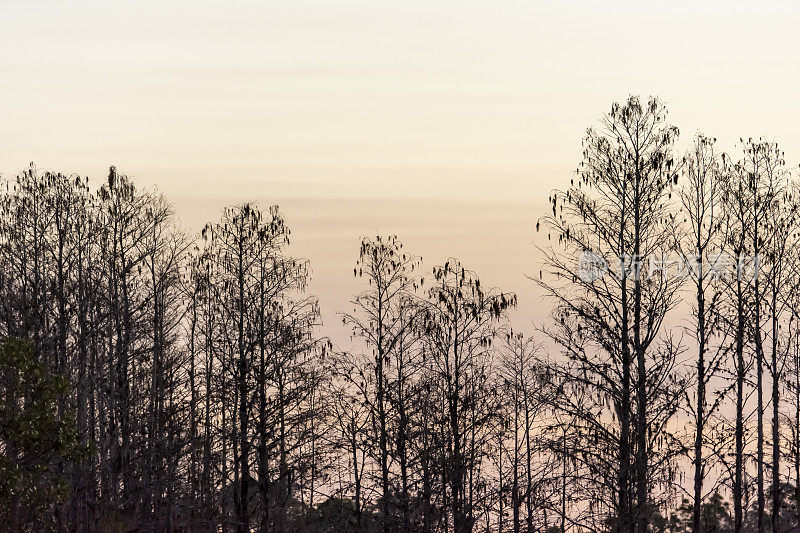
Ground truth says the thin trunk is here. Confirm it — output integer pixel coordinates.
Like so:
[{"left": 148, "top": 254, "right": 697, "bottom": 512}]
[
  {"left": 755, "top": 230, "right": 765, "bottom": 533},
  {"left": 771, "top": 290, "right": 780, "bottom": 533},
  {"left": 619, "top": 179, "right": 632, "bottom": 533},
  {"left": 634, "top": 158, "right": 649, "bottom": 532},
  {"left": 692, "top": 273, "right": 706, "bottom": 533},
  {"left": 734, "top": 273, "right": 745, "bottom": 533},
  {"left": 237, "top": 236, "right": 249, "bottom": 533}
]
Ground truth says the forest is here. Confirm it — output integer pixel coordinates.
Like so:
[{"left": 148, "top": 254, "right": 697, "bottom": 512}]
[{"left": 2, "top": 95, "right": 800, "bottom": 533}]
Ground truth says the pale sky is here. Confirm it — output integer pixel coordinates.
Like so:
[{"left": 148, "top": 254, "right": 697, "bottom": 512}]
[{"left": 2, "top": 0, "right": 799, "bottom": 344}]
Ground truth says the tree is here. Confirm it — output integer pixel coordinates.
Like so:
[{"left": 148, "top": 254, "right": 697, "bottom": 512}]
[
  {"left": 340, "top": 235, "right": 422, "bottom": 531},
  {"left": 420, "top": 259, "right": 514, "bottom": 533},
  {"left": 676, "top": 135, "right": 730, "bottom": 533},
  {"left": 495, "top": 332, "right": 552, "bottom": 533},
  {"left": 327, "top": 380, "right": 372, "bottom": 531},
  {"left": 654, "top": 492, "right": 733, "bottom": 532},
  {"left": 536, "top": 95, "right": 685, "bottom": 531},
  {"left": 0, "top": 338, "right": 82, "bottom": 531},
  {"left": 720, "top": 139, "right": 784, "bottom": 533},
  {"left": 203, "top": 204, "right": 287, "bottom": 531},
  {"left": 137, "top": 193, "right": 192, "bottom": 529},
  {"left": 199, "top": 203, "right": 319, "bottom": 531},
  {"left": 738, "top": 140, "right": 781, "bottom": 533},
  {"left": 758, "top": 148, "right": 796, "bottom": 533}
]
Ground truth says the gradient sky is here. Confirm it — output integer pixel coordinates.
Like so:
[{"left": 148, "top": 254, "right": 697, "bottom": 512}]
[{"left": 2, "top": 0, "right": 799, "bottom": 345}]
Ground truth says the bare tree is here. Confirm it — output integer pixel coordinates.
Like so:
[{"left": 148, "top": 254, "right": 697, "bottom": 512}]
[
  {"left": 495, "top": 332, "right": 552, "bottom": 533},
  {"left": 720, "top": 140, "right": 783, "bottom": 532},
  {"left": 420, "top": 259, "right": 514, "bottom": 533},
  {"left": 536, "top": 96, "right": 685, "bottom": 531},
  {"left": 676, "top": 135, "right": 730, "bottom": 533},
  {"left": 760, "top": 155, "right": 796, "bottom": 532},
  {"left": 340, "top": 235, "right": 422, "bottom": 531}
]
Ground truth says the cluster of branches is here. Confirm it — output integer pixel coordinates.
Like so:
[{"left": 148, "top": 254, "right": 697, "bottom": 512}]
[
  {"left": 536, "top": 95, "right": 800, "bottom": 533},
  {"left": 0, "top": 167, "right": 325, "bottom": 532},
  {"left": 5, "top": 95, "right": 800, "bottom": 533},
  {"left": 0, "top": 167, "right": 562, "bottom": 532},
  {"left": 330, "top": 237, "right": 559, "bottom": 533}
]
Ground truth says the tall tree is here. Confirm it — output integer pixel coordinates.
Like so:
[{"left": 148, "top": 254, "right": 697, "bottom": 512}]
[
  {"left": 536, "top": 96, "right": 685, "bottom": 531},
  {"left": 758, "top": 148, "right": 796, "bottom": 533},
  {"left": 676, "top": 135, "right": 729, "bottom": 533},
  {"left": 420, "top": 259, "right": 514, "bottom": 533},
  {"left": 137, "top": 194, "right": 191, "bottom": 529},
  {"left": 340, "top": 235, "right": 421, "bottom": 531},
  {"left": 203, "top": 204, "right": 289, "bottom": 531},
  {"left": 200, "top": 203, "right": 318, "bottom": 531},
  {"left": 722, "top": 140, "right": 782, "bottom": 532}
]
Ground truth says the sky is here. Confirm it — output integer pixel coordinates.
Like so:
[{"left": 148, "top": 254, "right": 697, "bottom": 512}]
[{"left": 2, "top": 0, "right": 800, "bottom": 345}]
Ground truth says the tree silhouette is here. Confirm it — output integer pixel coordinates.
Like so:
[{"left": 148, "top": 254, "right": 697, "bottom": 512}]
[{"left": 5, "top": 96, "right": 800, "bottom": 531}]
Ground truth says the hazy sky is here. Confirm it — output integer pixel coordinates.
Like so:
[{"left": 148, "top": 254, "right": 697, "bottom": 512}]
[{"left": 2, "top": 0, "right": 799, "bottom": 344}]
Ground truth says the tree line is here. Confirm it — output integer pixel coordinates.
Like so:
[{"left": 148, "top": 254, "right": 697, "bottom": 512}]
[{"left": 2, "top": 95, "right": 800, "bottom": 533}]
